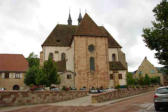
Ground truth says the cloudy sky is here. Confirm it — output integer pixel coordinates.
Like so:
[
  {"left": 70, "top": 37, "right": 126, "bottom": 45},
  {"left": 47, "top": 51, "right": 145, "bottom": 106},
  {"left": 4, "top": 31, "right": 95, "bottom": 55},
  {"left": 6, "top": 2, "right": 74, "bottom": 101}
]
[{"left": 0, "top": 0, "right": 162, "bottom": 71}]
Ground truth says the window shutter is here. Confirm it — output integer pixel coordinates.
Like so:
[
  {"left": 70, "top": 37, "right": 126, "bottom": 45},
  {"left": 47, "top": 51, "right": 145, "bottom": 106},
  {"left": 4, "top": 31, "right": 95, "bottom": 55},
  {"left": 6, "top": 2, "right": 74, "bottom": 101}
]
[{"left": 2, "top": 73, "right": 4, "bottom": 78}]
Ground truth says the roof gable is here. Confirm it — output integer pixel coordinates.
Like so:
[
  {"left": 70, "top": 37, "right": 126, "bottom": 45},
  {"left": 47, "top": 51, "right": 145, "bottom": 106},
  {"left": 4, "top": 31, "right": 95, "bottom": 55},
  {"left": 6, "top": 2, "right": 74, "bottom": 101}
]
[
  {"left": 0, "top": 54, "right": 28, "bottom": 72},
  {"left": 75, "top": 13, "right": 107, "bottom": 37},
  {"left": 42, "top": 14, "right": 121, "bottom": 48}
]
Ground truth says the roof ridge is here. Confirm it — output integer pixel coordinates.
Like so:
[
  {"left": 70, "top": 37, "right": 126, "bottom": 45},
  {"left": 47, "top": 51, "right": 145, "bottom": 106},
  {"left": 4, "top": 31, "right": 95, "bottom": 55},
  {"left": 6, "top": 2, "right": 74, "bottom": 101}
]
[{"left": 74, "top": 13, "right": 107, "bottom": 37}]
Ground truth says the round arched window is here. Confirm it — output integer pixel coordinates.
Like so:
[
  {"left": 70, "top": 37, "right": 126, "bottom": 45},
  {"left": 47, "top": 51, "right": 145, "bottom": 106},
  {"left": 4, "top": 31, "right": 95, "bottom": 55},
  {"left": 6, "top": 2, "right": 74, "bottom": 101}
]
[{"left": 88, "top": 45, "right": 95, "bottom": 52}]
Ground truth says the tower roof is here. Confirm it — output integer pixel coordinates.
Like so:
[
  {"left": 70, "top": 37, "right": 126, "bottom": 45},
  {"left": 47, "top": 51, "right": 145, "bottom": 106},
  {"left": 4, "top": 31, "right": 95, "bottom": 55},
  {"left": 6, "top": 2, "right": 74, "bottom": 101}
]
[
  {"left": 78, "top": 12, "right": 82, "bottom": 24},
  {"left": 68, "top": 13, "right": 72, "bottom": 25},
  {"left": 75, "top": 13, "right": 107, "bottom": 37}
]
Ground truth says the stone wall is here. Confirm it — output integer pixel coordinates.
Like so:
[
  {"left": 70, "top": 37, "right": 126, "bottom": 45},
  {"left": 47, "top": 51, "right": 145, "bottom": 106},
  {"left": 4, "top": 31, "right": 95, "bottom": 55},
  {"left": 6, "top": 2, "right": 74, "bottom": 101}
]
[
  {"left": 0, "top": 90, "right": 88, "bottom": 107},
  {"left": 92, "top": 87, "right": 156, "bottom": 103}
]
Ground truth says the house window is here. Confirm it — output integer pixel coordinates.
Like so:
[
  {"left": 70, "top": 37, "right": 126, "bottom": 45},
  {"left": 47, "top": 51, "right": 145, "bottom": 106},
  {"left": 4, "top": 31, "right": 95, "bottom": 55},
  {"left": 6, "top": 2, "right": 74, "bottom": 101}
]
[
  {"left": 5, "top": 73, "right": 9, "bottom": 78},
  {"left": 119, "top": 74, "right": 122, "bottom": 79},
  {"left": 61, "top": 53, "right": 66, "bottom": 61},
  {"left": 49, "top": 53, "right": 53, "bottom": 60},
  {"left": 90, "top": 57, "right": 95, "bottom": 71},
  {"left": 67, "top": 74, "right": 72, "bottom": 79},
  {"left": 112, "top": 54, "right": 116, "bottom": 61},
  {"left": 110, "top": 74, "right": 113, "bottom": 80},
  {"left": 15, "top": 73, "right": 21, "bottom": 79}
]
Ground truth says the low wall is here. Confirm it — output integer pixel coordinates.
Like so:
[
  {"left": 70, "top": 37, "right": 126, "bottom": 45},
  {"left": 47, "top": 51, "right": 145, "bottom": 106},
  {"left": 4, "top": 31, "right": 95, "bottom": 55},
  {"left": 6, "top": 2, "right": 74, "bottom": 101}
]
[
  {"left": 0, "top": 90, "right": 88, "bottom": 107},
  {"left": 92, "top": 87, "right": 157, "bottom": 103}
]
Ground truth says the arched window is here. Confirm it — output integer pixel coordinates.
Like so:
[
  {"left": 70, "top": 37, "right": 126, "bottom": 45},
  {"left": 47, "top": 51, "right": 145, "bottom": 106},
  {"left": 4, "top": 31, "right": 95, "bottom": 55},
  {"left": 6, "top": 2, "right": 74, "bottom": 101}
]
[
  {"left": 90, "top": 57, "right": 95, "bottom": 71},
  {"left": 61, "top": 53, "right": 66, "bottom": 61},
  {"left": 112, "top": 54, "right": 116, "bottom": 61},
  {"left": 49, "top": 53, "right": 53, "bottom": 60}
]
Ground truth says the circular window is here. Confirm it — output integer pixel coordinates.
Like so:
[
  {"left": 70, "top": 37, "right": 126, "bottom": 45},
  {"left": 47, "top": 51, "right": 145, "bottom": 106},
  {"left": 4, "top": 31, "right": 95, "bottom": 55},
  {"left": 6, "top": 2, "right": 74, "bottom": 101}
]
[{"left": 88, "top": 45, "right": 95, "bottom": 52}]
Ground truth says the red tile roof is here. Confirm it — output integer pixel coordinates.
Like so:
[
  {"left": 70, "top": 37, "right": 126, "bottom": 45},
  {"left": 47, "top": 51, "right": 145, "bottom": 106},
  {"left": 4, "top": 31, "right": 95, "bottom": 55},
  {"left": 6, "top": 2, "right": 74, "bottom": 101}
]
[
  {"left": 0, "top": 54, "right": 28, "bottom": 72},
  {"left": 75, "top": 13, "right": 107, "bottom": 37}
]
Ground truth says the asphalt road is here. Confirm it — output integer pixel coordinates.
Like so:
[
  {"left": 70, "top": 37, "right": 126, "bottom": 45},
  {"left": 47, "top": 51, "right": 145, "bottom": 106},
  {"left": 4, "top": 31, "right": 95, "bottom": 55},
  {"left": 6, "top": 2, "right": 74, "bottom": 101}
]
[{"left": 1, "top": 92, "right": 168, "bottom": 112}]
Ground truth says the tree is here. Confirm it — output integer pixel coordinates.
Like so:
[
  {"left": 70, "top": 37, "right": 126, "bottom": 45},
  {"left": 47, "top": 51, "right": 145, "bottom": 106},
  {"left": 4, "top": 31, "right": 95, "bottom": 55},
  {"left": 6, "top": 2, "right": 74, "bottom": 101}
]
[
  {"left": 24, "top": 66, "right": 39, "bottom": 86},
  {"left": 144, "top": 74, "right": 151, "bottom": 85},
  {"left": 126, "top": 72, "right": 135, "bottom": 85},
  {"left": 142, "top": 0, "right": 168, "bottom": 73},
  {"left": 26, "top": 52, "right": 39, "bottom": 68},
  {"left": 41, "top": 55, "right": 60, "bottom": 87},
  {"left": 24, "top": 52, "right": 40, "bottom": 86}
]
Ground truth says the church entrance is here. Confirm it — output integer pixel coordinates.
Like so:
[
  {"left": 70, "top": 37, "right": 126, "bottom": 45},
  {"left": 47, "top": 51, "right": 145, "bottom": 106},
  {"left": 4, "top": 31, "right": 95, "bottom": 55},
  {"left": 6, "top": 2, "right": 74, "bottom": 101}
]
[{"left": 13, "top": 85, "right": 20, "bottom": 90}]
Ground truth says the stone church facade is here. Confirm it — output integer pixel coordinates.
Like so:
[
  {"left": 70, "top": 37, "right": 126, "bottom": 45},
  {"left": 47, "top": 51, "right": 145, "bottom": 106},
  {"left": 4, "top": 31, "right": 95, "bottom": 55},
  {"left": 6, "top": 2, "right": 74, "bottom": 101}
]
[{"left": 40, "top": 13, "right": 127, "bottom": 90}]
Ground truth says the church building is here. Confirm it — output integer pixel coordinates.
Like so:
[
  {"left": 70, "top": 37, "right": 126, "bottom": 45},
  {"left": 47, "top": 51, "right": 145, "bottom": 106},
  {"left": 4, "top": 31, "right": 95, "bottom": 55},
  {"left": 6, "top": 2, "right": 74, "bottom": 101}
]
[{"left": 40, "top": 13, "right": 127, "bottom": 90}]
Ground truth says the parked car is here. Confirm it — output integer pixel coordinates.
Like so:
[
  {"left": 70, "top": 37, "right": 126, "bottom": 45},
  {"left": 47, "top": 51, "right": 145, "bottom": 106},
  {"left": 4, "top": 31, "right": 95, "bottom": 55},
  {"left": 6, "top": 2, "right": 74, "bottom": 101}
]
[
  {"left": 154, "top": 86, "right": 168, "bottom": 111},
  {"left": 50, "top": 87, "right": 60, "bottom": 91}
]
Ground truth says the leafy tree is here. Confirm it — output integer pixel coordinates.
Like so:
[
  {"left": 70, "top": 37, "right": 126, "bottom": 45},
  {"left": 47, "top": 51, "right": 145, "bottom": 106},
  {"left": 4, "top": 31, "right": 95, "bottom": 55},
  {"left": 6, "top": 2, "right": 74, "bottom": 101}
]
[
  {"left": 144, "top": 74, "right": 151, "bottom": 85},
  {"left": 142, "top": 0, "right": 168, "bottom": 73},
  {"left": 35, "top": 68, "right": 48, "bottom": 86},
  {"left": 24, "top": 66, "right": 39, "bottom": 86},
  {"left": 26, "top": 52, "right": 39, "bottom": 68},
  {"left": 126, "top": 72, "right": 135, "bottom": 85},
  {"left": 41, "top": 55, "right": 60, "bottom": 87},
  {"left": 24, "top": 52, "right": 40, "bottom": 86}
]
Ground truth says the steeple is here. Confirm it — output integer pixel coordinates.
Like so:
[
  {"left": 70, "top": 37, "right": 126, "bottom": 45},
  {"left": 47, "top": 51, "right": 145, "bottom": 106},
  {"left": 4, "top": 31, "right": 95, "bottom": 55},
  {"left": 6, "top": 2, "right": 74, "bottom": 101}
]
[
  {"left": 68, "top": 11, "right": 72, "bottom": 25},
  {"left": 78, "top": 11, "right": 82, "bottom": 24}
]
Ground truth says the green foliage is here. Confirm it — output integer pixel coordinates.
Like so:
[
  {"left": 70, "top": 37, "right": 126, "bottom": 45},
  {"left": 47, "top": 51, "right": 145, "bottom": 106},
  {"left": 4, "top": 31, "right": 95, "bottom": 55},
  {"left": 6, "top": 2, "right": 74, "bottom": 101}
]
[
  {"left": 26, "top": 52, "right": 39, "bottom": 68},
  {"left": 144, "top": 74, "right": 151, "bottom": 85},
  {"left": 126, "top": 72, "right": 135, "bottom": 85},
  {"left": 24, "top": 66, "right": 39, "bottom": 86},
  {"left": 142, "top": 0, "right": 168, "bottom": 73},
  {"left": 41, "top": 55, "right": 60, "bottom": 87},
  {"left": 126, "top": 72, "right": 160, "bottom": 86},
  {"left": 25, "top": 52, "right": 60, "bottom": 87}
]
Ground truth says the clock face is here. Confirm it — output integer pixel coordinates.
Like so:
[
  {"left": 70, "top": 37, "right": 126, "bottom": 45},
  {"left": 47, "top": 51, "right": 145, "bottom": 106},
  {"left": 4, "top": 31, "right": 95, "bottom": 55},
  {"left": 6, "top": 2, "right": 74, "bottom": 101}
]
[{"left": 88, "top": 45, "right": 95, "bottom": 52}]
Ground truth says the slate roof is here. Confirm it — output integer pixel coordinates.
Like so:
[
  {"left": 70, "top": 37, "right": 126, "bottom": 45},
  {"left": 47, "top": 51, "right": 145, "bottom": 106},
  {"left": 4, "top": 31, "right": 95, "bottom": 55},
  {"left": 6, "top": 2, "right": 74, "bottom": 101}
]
[
  {"left": 109, "top": 61, "right": 126, "bottom": 70},
  {"left": 42, "top": 13, "right": 121, "bottom": 48},
  {"left": 0, "top": 54, "right": 28, "bottom": 72}
]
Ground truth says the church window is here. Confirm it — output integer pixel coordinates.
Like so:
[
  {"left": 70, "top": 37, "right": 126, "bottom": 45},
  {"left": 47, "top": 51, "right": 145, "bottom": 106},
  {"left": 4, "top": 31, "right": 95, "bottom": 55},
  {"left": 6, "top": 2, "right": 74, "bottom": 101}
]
[
  {"left": 49, "top": 53, "right": 53, "bottom": 60},
  {"left": 110, "top": 74, "right": 113, "bottom": 80},
  {"left": 112, "top": 54, "right": 116, "bottom": 61},
  {"left": 90, "top": 57, "right": 95, "bottom": 71},
  {"left": 119, "top": 74, "right": 122, "bottom": 79},
  {"left": 61, "top": 53, "right": 66, "bottom": 61},
  {"left": 88, "top": 44, "right": 95, "bottom": 52},
  {"left": 5, "top": 73, "right": 9, "bottom": 78}
]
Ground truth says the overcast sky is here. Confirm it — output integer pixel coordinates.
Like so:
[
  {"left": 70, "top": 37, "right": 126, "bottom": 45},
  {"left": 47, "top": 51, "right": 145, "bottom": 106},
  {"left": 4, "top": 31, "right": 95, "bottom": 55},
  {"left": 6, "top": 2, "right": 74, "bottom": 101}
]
[{"left": 0, "top": 0, "right": 162, "bottom": 72}]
